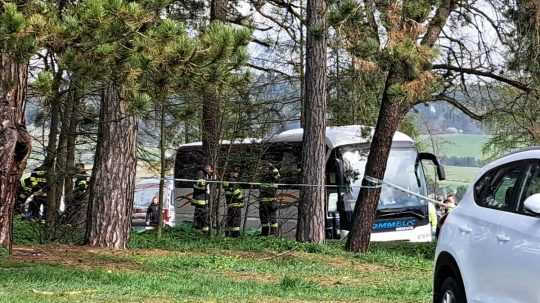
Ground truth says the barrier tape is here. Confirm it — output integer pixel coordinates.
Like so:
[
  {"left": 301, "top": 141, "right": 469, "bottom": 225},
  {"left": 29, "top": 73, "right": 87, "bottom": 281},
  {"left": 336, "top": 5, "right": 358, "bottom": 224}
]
[
  {"left": 364, "top": 176, "right": 448, "bottom": 208},
  {"left": 153, "top": 177, "right": 383, "bottom": 189},
  {"left": 142, "top": 176, "right": 450, "bottom": 208}
]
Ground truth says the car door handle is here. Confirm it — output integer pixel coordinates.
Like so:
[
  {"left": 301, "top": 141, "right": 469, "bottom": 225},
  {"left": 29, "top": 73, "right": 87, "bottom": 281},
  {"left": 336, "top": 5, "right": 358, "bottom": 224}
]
[
  {"left": 496, "top": 234, "right": 511, "bottom": 242},
  {"left": 459, "top": 226, "right": 472, "bottom": 234}
]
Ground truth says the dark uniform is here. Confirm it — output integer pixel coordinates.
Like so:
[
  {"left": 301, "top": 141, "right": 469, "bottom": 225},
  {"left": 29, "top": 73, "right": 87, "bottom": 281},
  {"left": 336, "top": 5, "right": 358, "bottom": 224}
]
[
  {"left": 259, "top": 165, "right": 280, "bottom": 236},
  {"left": 223, "top": 174, "right": 243, "bottom": 237},
  {"left": 146, "top": 202, "right": 160, "bottom": 226},
  {"left": 27, "top": 168, "right": 48, "bottom": 220},
  {"left": 192, "top": 168, "right": 210, "bottom": 232},
  {"left": 15, "top": 178, "right": 33, "bottom": 215}
]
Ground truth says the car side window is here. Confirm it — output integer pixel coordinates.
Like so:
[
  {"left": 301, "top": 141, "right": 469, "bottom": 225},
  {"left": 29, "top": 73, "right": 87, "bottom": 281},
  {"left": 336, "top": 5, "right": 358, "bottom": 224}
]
[
  {"left": 521, "top": 164, "right": 540, "bottom": 205},
  {"left": 474, "top": 164, "right": 525, "bottom": 211}
]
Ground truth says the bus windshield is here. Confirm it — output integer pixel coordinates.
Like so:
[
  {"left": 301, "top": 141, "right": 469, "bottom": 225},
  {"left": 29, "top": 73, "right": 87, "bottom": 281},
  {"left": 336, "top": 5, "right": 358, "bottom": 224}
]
[{"left": 340, "top": 146, "right": 425, "bottom": 210}]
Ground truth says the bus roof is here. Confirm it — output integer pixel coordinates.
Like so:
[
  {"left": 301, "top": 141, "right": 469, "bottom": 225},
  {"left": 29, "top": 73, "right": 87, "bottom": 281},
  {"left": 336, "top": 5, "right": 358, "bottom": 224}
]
[
  {"left": 179, "top": 125, "right": 415, "bottom": 150},
  {"left": 268, "top": 125, "right": 414, "bottom": 149}
]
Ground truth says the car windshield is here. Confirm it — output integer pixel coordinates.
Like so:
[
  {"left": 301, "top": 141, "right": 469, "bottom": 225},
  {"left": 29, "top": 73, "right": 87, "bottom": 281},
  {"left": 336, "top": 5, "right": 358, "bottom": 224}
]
[{"left": 340, "top": 146, "right": 425, "bottom": 210}]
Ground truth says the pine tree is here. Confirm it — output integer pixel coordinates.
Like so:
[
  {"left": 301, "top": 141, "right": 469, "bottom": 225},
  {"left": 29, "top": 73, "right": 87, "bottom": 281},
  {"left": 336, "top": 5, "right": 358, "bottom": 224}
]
[
  {"left": 327, "top": 0, "right": 456, "bottom": 252},
  {"left": 0, "top": 1, "right": 44, "bottom": 253},
  {"left": 296, "top": 0, "right": 327, "bottom": 243}
]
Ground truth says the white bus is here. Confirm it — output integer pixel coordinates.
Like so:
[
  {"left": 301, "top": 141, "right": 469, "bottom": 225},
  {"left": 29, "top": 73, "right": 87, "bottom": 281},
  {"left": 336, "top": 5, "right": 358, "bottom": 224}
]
[{"left": 174, "top": 125, "right": 445, "bottom": 242}]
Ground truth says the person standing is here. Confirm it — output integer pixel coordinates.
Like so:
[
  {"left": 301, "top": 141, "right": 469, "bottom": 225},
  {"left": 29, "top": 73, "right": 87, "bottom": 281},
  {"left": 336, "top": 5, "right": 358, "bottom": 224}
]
[
  {"left": 146, "top": 196, "right": 160, "bottom": 227},
  {"left": 15, "top": 177, "right": 33, "bottom": 215},
  {"left": 192, "top": 164, "right": 213, "bottom": 233},
  {"left": 259, "top": 163, "right": 280, "bottom": 236},
  {"left": 223, "top": 169, "right": 243, "bottom": 237}
]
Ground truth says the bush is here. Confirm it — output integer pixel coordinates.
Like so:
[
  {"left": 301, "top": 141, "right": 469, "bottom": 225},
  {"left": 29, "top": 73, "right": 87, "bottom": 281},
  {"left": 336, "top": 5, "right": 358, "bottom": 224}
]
[
  {"left": 12, "top": 216, "right": 85, "bottom": 245},
  {"left": 13, "top": 216, "right": 45, "bottom": 245}
]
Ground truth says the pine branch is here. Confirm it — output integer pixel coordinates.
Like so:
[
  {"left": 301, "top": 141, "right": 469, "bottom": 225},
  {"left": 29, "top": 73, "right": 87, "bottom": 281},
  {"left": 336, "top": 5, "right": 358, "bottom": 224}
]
[
  {"left": 423, "top": 94, "right": 488, "bottom": 121},
  {"left": 432, "top": 64, "right": 532, "bottom": 93}
]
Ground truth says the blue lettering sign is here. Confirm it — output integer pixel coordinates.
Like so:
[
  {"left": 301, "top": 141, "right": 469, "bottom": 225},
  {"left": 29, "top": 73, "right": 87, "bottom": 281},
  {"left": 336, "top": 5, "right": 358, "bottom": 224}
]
[{"left": 372, "top": 219, "right": 416, "bottom": 231}]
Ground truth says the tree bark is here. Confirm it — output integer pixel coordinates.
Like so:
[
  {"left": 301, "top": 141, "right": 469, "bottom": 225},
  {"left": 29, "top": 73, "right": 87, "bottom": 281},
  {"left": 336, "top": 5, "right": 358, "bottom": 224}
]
[
  {"left": 47, "top": 91, "right": 73, "bottom": 238},
  {"left": 157, "top": 102, "right": 166, "bottom": 239},
  {"left": 210, "top": 0, "right": 227, "bottom": 21},
  {"left": 296, "top": 0, "right": 327, "bottom": 243},
  {"left": 0, "top": 56, "right": 31, "bottom": 254},
  {"left": 63, "top": 91, "right": 80, "bottom": 208},
  {"left": 86, "top": 82, "right": 137, "bottom": 249},
  {"left": 203, "top": 0, "right": 227, "bottom": 236},
  {"left": 345, "top": 72, "right": 405, "bottom": 252},
  {"left": 43, "top": 69, "right": 65, "bottom": 239},
  {"left": 44, "top": 91, "right": 61, "bottom": 238}
]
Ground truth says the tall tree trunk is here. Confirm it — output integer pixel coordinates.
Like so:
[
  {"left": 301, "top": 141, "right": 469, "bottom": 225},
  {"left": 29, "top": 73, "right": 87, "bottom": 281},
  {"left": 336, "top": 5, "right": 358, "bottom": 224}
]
[
  {"left": 345, "top": 73, "right": 405, "bottom": 252},
  {"left": 86, "top": 83, "right": 137, "bottom": 249},
  {"left": 0, "top": 57, "right": 31, "bottom": 254},
  {"left": 44, "top": 97, "right": 60, "bottom": 236},
  {"left": 47, "top": 94, "right": 73, "bottom": 238},
  {"left": 63, "top": 92, "right": 80, "bottom": 207},
  {"left": 203, "top": 0, "right": 227, "bottom": 235},
  {"left": 157, "top": 102, "right": 166, "bottom": 239},
  {"left": 43, "top": 69, "right": 64, "bottom": 239},
  {"left": 297, "top": 0, "right": 327, "bottom": 243},
  {"left": 299, "top": 0, "right": 305, "bottom": 128}
]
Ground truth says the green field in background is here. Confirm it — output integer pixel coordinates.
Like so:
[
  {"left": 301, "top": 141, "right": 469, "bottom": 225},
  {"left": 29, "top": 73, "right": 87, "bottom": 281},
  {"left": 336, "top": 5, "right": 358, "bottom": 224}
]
[
  {"left": 419, "top": 134, "right": 490, "bottom": 160},
  {"left": 444, "top": 165, "right": 481, "bottom": 183}
]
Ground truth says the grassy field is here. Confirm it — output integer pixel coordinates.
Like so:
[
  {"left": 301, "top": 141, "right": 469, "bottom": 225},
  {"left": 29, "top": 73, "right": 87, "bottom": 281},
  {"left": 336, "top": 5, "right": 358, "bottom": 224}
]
[
  {"left": 419, "top": 134, "right": 490, "bottom": 159},
  {"left": 0, "top": 225, "right": 435, "bottom": 303},
  {"left": 443, "top": 165, "right": 481, "bottom": 184}
]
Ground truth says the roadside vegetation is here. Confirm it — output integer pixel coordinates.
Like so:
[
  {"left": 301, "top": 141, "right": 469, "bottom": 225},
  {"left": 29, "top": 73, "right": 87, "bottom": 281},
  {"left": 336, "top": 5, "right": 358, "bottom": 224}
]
[{"left": 1, "top": 222, "right": 435, "bottom": 303}]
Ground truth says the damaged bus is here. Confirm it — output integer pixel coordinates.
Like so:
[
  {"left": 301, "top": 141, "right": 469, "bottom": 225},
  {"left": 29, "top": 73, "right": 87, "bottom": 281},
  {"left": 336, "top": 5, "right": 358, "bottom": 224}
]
[{"left": 174, "top": 125, "right": 445, "bottom": 242}]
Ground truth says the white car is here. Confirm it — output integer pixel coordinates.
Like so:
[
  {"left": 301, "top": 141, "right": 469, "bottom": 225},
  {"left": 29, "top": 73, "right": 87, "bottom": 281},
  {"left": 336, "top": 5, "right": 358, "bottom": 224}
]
[
  {"left": 434, "top": 147, "right": 540, "bottom": 303},
  {"left": 132, "top": 178, "right": 176, "bottom": 228}
]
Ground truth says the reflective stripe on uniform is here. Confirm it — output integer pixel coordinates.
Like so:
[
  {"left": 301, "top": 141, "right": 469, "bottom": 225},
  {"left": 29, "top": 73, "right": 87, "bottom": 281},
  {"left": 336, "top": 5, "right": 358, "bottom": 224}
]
[
  {"left": 261, "top": 223, "right": 270, "bottom": 227},
  {"left": 201, "top": 226, "right": 209, "bottom": 232},
  {"left": 195, "top": 179, "right": 207, "bottom": 188},
  {"left": 191, "top": 199, "right": 208, "bottom": 206},
  {"left": 270, "top": 223, "right": 279, "bottom": 228},
  {"left": 261, "top": 198, "right": 275, "bottom": 203},
  {"left": 260, "top": 183, "right": 278, "bottom": 189},
  {"left": 228, "top": 226, "right": 241, "bottom": 231},
  {"left": 232, "top": 189, "right": 243, "bottom": 197},
  {"left": 227, "top": 202, "right": 244, "bottom": 208}
]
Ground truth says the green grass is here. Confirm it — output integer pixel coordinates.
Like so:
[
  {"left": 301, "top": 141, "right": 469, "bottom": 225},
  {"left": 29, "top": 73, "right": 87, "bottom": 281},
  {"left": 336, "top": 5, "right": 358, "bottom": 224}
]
[
  {"left": 420, "top": 134, "right": 490, "bottom": 159},
  {"left": 443, "top": 165, "right": 480, "bottom": 184},
  {"left": 0, "top": 225, "right": 436, "bottom": 303}
]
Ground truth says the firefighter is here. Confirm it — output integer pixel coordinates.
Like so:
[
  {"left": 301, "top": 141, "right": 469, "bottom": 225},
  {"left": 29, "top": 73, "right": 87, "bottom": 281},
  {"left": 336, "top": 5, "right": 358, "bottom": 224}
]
[
  {"left": 192, "top": 164, "right": 213, "bottom": 233},
  {"left": 15, "top": 177, "right": 33, "bottom": 215},
  {"left": 223, "top": 169, "right": 243, "bottom": 237},
  {"left": 74, "top": 163, "right": 89, "bottom": 192},
  {"left": 259, "top": 163, "right": 280, "bottom": 236},
  {"left": 27, "top": 167, "right": 48, "bottom": 220}
]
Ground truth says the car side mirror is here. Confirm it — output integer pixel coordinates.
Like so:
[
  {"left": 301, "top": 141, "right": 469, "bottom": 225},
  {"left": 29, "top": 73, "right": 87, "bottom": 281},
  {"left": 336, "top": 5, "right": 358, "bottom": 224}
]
[{"left": 524, "top": 194, "right": 540, "bottom": 216}]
